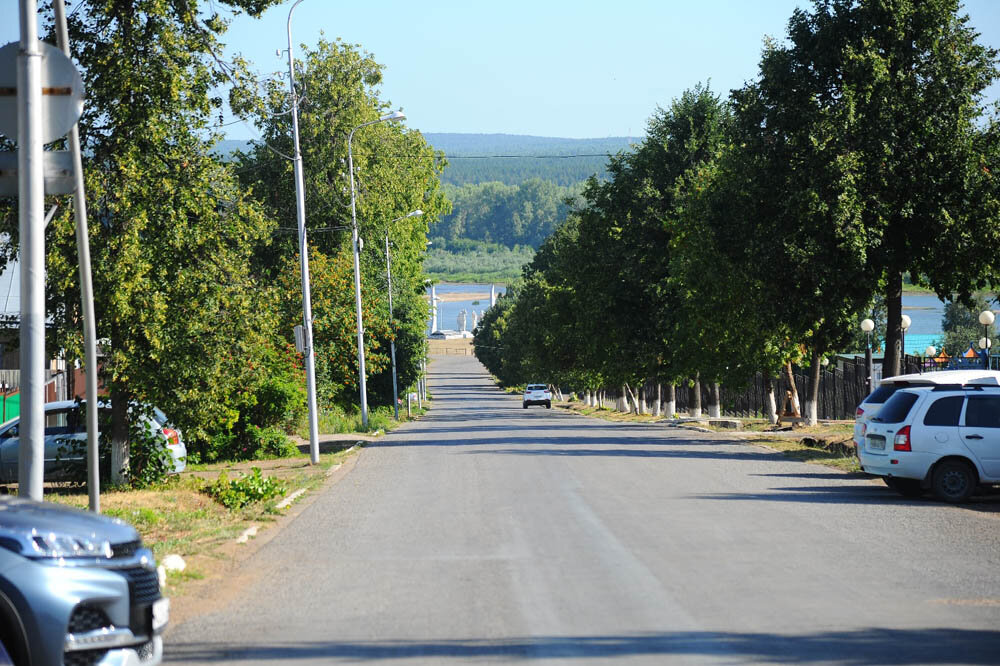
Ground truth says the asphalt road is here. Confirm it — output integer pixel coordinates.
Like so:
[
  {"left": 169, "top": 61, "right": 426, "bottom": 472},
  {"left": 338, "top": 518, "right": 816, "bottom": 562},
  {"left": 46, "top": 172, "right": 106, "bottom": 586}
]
[{"left": 165, "top": 354, "right": 1000, "bottom": 664}]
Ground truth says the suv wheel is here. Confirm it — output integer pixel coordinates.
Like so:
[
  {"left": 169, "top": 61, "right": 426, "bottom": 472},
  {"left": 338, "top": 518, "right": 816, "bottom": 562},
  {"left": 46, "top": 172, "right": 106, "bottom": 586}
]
[
  {"left": 522, "top": 403, "right": 528, "bottom": 409},
  {"left": 883, "top": 477, "right": 923, "bottom": 498},
  {"left": 931, "top": 460, "right": 977, "bottom": 503},
  {"left": 545, "top": 401, "right": 551, "bottom": 409}
]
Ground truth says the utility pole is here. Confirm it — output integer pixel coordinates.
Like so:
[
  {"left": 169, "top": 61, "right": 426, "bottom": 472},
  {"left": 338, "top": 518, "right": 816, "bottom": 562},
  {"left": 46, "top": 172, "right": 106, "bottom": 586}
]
[{"left": 286, "top": 0, "right": 320, "bottom": 465}]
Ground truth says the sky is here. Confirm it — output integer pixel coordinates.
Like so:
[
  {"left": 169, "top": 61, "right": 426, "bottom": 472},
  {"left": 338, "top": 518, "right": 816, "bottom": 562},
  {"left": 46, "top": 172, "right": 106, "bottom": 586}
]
[{"left": 1, "top": 0, "right": 999, "bottom": 140}]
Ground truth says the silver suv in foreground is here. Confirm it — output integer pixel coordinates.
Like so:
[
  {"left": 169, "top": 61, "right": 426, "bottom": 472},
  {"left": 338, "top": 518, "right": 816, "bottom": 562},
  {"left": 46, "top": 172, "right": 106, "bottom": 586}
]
[{"left": 0, "top": 496, "right": 167, "bottom": 665}]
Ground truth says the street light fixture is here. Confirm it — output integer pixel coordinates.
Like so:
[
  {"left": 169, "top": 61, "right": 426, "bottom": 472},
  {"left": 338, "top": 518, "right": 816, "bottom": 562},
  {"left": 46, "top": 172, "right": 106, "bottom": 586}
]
[
  {"left": 385, "top": 210, "right": 423, "bottom": 420},
  {"left": 979, "top": 310, "right": 995, "bottom": 370},
  {"left": 349, "top": 110, "right": 407, "bottom": 429},
  {"left": 286, "top": 0, "right": 321, "bottom": 465},
  {"left": 861, "top": 318, "right": 875, "bottom": 393}
]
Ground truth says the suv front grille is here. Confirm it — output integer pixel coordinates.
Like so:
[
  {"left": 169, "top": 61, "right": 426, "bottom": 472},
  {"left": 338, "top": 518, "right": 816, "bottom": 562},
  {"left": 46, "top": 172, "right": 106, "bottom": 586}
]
[
  {"left": 111, "top": 539, "right": 141, "bottom": 559},
  {"left": 68, "top": 605, "right": 111, "bottom": 634},
  {"left": 64, "top": 649, "right": 109, "bottom": 666},
  {"left": 119, "top": 566, "right": 160, "bottom": 605}
]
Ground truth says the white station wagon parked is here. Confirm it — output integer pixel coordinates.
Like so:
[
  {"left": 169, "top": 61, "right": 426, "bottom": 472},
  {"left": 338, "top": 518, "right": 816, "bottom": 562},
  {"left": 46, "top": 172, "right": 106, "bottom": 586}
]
[
  {"left": 523, "top": 384, "right": 552, "bottom": 409},
  {"left": 853, "top": 369, "right": 1000, "bottom": 448},
  {"left": 860, "top": 381, "right": 1000, "bottom": 502}
]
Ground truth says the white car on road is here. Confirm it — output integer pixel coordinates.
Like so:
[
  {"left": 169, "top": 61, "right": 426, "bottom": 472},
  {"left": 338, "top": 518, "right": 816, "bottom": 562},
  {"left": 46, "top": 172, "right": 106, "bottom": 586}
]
[{"left": 523, "top": 384, "right": 552, "bottom": 409}]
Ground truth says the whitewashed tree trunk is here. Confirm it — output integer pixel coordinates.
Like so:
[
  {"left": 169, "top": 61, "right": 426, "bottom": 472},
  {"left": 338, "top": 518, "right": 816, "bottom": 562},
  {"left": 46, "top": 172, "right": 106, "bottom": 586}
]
[
  {"left": 665, "top": 383, "right": 676, "bottom": 418},
  {"left": 805, "top": 351, "right": 821, "bottom": 426},
  {"left": 689, "top": 376, "right": 702, "bottom": 418},
  {"left": 707, "top": 382, "right": 721, "bottom": 418},
  {"left": 618, "top": 386, "right": 629, "bottom": 413},
  {"left": 638, "top": 386, "right": 646, "bottom": 414},
  {"left": 764, "top": 373, "right": 778, "bottom": 424},
  {"left": 652, "top": 383, "right": 662, "bottom": 417}
]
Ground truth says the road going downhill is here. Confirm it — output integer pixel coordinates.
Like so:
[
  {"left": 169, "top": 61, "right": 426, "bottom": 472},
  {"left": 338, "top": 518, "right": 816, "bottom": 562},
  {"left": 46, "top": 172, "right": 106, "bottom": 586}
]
[{"left": 166, "top": 354, "right": 1000, "bottom": 664}]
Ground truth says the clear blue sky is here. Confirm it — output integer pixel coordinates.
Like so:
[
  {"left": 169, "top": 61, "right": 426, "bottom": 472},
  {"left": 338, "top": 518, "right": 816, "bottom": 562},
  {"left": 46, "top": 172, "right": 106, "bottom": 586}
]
[{"left": 2, "top": 1, "right": 999, "bottom": 140}]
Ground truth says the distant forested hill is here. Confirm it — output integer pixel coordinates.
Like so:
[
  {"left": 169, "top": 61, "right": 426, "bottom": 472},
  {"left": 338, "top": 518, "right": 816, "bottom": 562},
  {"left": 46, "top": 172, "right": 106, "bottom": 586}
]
[
  {"left": 215, "top": 135, "right": 640, "bottom": 187},
  {"left": 425, "top": 134, "right": 639, "bottom": 186}
]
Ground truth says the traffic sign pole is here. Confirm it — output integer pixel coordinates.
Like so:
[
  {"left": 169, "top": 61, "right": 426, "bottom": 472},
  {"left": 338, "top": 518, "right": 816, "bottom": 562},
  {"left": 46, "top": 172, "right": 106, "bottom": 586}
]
[
  {"left": 17, "top": 0, "right": 45, "bottom": 500},
  {"left": 54, "top": 0, "right": 100, "bottom": 513}
]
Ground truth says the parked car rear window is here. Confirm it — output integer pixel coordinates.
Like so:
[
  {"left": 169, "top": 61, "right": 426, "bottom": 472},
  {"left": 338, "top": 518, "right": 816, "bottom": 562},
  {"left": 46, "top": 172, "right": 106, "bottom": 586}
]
[
  {"left": 875, "top": 391, "right": 920, "bottom": 423},
  {"left": 866, "top": 384, "right": 901, "bottom": 405},
  {"left": 965, "top": 396, "right": 1000, "bottom": 428}
]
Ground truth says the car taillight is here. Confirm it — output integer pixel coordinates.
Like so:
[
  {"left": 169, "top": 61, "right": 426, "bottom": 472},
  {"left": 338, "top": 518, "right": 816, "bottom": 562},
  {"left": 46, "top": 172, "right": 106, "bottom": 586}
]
[
  {"left": 893, "top": 425, "right": 911, "bottom": 452},
  {"left": 856, "top": 407, "right": 864, "bottom": 418},
  {"left": 861, "top": 423, "right": 867, "bottom": 437},
  {"left": 162, "top": 427, "right": 180, "bottom": 447}
]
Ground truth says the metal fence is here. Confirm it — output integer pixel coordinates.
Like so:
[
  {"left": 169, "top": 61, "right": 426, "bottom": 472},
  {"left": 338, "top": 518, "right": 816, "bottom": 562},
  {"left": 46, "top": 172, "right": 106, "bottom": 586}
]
[{"left": 580, "top": 353, "right": 1000, "bottom": 421}]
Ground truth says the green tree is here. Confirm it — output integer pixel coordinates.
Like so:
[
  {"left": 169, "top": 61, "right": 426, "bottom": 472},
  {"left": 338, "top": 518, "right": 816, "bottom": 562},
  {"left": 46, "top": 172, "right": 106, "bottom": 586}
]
[
  {"left": 756, "top": 0, "right": 1000, "bottom": 377},
  {"left": 233, "top": 37, "right": 448, "bottom": 410},
  {"left": 20, "top": 1, "right": 283, "bottom": 482}
]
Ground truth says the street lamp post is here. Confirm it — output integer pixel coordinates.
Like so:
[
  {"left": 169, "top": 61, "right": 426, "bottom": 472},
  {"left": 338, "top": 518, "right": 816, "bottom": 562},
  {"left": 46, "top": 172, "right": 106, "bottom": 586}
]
[
  {"left": 925, "top": 345, "right": 937, "bottom": 372},
  {"left": 385, "top": 210, "right": 423, "bottom": 420},
  {"left": 286, "top": 0, "right": 320, "bottom": 464},
  {"left": 980, "top": 310, "right": 995, "bottom": 370},
  {"left": 979, "top": 337, "right": 993, "bottom": 370},
  {"left": 861, "top": 318, "right": 875, "bottom": 393},
  {"left": 349, "top": 111, "right": 406, "bottom": 429},
  {"left": 900, "top": 314, "right": 912, "bottom": 374}
]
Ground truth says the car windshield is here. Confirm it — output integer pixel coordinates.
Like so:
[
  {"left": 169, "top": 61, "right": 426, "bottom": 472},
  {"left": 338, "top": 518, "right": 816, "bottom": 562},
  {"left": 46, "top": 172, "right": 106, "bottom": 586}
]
[
  {"left": 526, "top": 385, "right": 546, "bottom": 391},
  {"left": 874, "top": 390, "right": 921, "bottom": 423}
]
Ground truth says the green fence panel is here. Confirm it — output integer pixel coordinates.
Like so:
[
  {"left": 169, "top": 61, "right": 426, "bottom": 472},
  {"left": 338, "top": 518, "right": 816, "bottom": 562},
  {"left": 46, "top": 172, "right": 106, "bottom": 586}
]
[{"left": 2, "top": 392, "right": 19, "bottom": 422}]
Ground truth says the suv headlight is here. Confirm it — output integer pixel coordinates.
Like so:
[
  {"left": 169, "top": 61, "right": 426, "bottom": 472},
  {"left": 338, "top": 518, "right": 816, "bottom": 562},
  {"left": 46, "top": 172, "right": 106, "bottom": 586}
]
[{"left": 0, "top": 528, "right": 112, "bottom": 560}]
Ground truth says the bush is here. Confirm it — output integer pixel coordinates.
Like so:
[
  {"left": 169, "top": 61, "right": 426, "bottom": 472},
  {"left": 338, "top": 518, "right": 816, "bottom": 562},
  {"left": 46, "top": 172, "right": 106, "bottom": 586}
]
[
  {"left": 127, "top": 422, "right": 176, "bottom": 488},
  {"left": 253, "top": 375, "right": 307, "bottom": 432},
  {"left": 246, "top": 425, "right": 299, "bottom": 458},
  {"left": 204, "top": 467, "right": 286, "bottom": 509}
]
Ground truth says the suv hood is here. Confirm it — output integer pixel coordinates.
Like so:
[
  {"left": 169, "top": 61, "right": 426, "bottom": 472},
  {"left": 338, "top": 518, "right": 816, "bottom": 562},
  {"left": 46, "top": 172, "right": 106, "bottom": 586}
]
[{"left": 0, "top": 496, "right": 138, "bottom": 545}]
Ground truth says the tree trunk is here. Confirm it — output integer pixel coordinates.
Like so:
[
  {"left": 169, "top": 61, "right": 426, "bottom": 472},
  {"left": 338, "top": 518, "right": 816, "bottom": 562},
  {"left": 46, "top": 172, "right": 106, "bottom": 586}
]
[
  {"left": 665, "top": 383, "right": 676, "bottom": 419},
  {"left": 637, "top": 386, "right": 646, "bottom": 415},
  {"left": 619, "top": 386, "right": 629, "bottom": 413},
  {"left": 783, "top": 361, "right": 801, "bottom": 417},
  {"left": 707, "top": 382, "right": 721, "bottom": 418},
  {"left": 690, "top": 375, "right": 702, "bottom": 417},
  {"left": 804, "top": 350, "right": 822, "bottom": 426},
  {"left": 764, "top": 372, "right": 778, "bottom": 425},
  {"left": 884, "top": 271, "right": 903, "bottom": 378},
  {"left": 623, "top": 383, "right": 639, "bottom": 414},
  {"left": 110, "top": 384, "right": 129, "bottom": 485},
  {"left": 652, "top": 383, "right": 662, "bottom": 417}
]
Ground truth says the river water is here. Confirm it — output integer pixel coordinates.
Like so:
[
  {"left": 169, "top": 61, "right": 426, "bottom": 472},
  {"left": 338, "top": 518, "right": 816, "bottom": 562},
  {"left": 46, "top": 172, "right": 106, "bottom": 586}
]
[
  {"left": 426, "top": 283, "right": 506, "bottom": 335},
  {"left": 426, "top": 284, "right": 993, "bottom": 352}
]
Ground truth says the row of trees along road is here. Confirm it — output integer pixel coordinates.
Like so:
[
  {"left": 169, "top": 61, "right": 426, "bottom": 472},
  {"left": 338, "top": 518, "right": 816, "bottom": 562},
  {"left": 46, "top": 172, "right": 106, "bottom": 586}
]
[
  {"left": 0, "top": 2, "right": 446, "bottom": 484},
  {"left": 475, "top": 0, "right": 1000, "bottom": 425}
]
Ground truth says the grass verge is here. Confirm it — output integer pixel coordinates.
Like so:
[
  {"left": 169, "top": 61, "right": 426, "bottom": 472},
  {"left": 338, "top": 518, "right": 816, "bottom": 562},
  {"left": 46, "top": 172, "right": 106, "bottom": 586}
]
[{"left": 42, "top": 399, "right": 431, "bottom": 599}]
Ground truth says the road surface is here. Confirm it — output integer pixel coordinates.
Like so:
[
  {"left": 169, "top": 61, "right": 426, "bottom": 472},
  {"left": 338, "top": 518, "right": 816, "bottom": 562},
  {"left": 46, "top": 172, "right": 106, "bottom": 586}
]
[{"left": 166, "top": 354, "right": 1000, "bottom": 664}]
